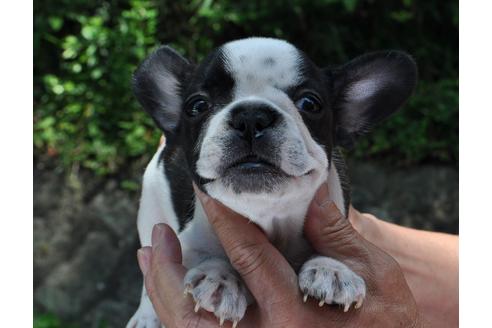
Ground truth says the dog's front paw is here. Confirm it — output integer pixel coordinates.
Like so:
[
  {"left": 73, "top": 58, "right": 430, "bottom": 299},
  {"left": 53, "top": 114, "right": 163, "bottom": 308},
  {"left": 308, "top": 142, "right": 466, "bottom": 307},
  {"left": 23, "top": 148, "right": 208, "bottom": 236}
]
[
  {"left": 298, "top": 256, "right": 366, "bottom": 312},
  {"left": 184, "top": 258, "right": 249, "bottom": 327}
]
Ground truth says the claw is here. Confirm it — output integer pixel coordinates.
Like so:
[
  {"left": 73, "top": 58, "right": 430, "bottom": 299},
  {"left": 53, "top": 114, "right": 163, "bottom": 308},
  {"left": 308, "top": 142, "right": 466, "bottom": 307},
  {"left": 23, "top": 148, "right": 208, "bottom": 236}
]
[
  {"left": 344, "top": 303, "right": 350, "bottom": 312},
  {"left": 318, "top": 300, "right": 325, "bottom": 307},
  {"left": 194, "top": 302, "right": 201, "bottom": 313},
  {"left": 219, "top": 317, "right": 224, "bottom": 326},
  {"left": 303, "top": 294, "right": 308, "bottom": 303},
  {"left": 183, "top": 285, "right": 191, "bottom": 297},
  {"left": 355, "top": 296, "right": 364, "bottom": 309},
  {"left": 232, "top": 320, "right": 238, "bottom": 328}
]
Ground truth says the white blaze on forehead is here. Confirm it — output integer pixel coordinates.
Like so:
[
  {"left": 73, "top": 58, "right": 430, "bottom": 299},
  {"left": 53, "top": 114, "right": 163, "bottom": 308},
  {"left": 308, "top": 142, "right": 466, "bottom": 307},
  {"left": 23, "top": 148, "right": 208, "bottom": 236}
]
[{"left": 222, "top": 37, "right": 302, "bottom": 96}]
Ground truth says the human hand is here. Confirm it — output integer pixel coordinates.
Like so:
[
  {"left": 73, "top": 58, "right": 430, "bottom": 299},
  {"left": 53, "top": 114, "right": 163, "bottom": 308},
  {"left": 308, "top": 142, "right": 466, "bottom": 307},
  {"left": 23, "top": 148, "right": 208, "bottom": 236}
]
[
  {"left": 137, "top": 183, "right": 422, "bottom": 327},
  {"left": 348, "top": 206, "right": 457, "bottom": 328}
]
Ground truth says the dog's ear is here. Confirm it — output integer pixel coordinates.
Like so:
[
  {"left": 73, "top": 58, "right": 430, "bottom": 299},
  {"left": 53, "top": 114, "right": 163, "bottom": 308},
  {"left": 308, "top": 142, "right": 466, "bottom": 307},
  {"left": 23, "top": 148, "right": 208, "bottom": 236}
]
[
  {"left": 133, "top": 46, "right": 192, "bottom": 135},
  {"left": 327, "top": 51, "right": 417, "bottom": 148}
]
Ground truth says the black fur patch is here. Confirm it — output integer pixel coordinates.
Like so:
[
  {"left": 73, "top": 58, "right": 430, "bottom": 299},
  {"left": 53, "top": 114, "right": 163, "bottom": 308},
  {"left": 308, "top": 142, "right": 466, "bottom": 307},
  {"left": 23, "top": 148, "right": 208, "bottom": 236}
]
[
  {"left": 177, "top": 48, "right": 236, "bottom": 189},
  {"left": 182, "top": 48, "right": 235, "bottom": 105},
  {"left": 159, "top": 47, "right": 237, "bottom": 230},
  {"left": 132, "top": 46, "right": 192, "bottom": 135},
  {"left": 331, "top": 148, "right": 351, "bottom": 215},
  {"left": 329, "top": 51, "right": 417, "bottom": 148},
  {"left": 285, "top": 50, "right": 335, "bottom": 156},
  {"left": 159, "top": 145, "right": 195, "bottom": 231}
]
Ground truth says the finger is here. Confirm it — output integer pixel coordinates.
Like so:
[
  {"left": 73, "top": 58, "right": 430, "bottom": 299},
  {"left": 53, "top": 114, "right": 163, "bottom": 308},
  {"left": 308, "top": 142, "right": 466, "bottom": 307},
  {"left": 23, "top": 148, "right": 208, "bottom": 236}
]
[
  {"left": 141, "top": 260, "right": 169, "bottom": 325},
  {"left": 313, "top": 180, "right": 330, "bottom": 207},
  {"left": 145, "top": 224, "right": 209, "bottom": 326},
  {"left": 137, "top": 246, "right": 174, "bottom": 324},
  {"left": 151, "top": 223, "right": 182, "bottom": 265},
  {"left": 194, "top": 184, "right": 299, "bottom": 306},
  {"left": 348, "top": 205, "right": 377, "bottom": 239},
  {"left": 147, "top": 224, "right": 190, "bottom": 315},
  {"left": 305, "top": 183, "right": 364, "bottom": 259},
  {"left": 137, "top": 246, "right": 169, "bottom": 317},
  {"left": 137, "top": 247, "right": 151, "bottom": 275}
]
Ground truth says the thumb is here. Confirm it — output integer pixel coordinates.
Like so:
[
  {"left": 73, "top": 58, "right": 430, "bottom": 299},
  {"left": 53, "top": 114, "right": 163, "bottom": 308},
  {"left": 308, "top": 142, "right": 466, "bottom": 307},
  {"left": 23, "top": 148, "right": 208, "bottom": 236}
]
[{"left": 304, "top": 183, "right": 365, "bottom": 259}]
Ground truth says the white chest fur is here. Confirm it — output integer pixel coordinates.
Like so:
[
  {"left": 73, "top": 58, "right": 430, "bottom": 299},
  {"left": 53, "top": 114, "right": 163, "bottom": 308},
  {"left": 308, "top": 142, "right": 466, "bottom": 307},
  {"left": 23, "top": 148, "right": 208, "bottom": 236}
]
[{"left": 178, "top": 162, "right": 345, "bottom": 269}]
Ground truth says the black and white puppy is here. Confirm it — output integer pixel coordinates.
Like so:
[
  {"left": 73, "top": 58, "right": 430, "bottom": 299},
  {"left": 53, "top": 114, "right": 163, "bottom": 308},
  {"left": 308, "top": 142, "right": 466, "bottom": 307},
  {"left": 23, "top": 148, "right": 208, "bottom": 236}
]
[{"left": 126, "top": 37, "right": 417, "bottom": 328}]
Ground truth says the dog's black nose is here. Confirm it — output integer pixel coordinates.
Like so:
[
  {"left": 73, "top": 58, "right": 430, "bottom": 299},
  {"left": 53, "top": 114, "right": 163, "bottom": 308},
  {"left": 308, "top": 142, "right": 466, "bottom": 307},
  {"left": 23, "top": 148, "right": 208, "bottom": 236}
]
[{"left": 229, "top": 104, "right": 278, "bottom": 140}]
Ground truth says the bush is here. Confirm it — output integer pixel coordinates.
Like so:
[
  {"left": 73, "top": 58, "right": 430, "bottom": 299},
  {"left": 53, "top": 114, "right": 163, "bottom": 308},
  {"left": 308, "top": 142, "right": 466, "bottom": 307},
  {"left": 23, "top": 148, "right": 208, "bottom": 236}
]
[
  {"left": 34, "top": 0, "right": 161, "bottom": 175},
  {"left": 34, "top": 0, "right": 458, "bottom": 176}
]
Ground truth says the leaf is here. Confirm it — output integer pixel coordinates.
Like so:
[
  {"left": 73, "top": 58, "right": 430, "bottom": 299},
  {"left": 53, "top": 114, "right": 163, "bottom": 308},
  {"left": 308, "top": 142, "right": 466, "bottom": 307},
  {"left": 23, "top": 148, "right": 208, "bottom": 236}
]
[
  {"left": 121, "top": 179, "right": 140, "bottom": 191},
  {"left": 81, "top": 25, "right": 97, "bottom": 40},
  {"left": 342, "top": 0, "right": 358, "bottom": 12},
  {"left": 390, "top": 10, "right": 414, "bottom": 22},
  {"left": 48, "top": 17, "right": 63, "bottom": 31}
]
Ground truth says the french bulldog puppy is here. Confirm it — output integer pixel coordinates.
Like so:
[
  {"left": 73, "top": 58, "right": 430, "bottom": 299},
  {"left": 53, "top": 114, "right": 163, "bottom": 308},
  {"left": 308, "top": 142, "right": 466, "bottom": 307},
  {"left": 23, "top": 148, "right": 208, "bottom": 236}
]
[{"left": 126, "top": 37, "right": 417, "bottom": 328}]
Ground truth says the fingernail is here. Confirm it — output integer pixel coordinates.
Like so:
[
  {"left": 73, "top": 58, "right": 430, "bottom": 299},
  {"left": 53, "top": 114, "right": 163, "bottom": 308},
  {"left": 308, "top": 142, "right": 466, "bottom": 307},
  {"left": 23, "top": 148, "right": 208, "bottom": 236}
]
[
  {"left": 137, "top": 248, "right": 150, "bottom": 275},
  {"left": 194, "top": 183, "right": 216, "bottom": 212},
  {"left": 193, "top": 183, "right": 210, "bottom": 203},
  {"left": 192, "top": 182, "right": 200, "bottom": 195},
  {"left": 314, "top": 183, "right": 330, "bottom": 207},
  {"left": 151, "top": 223, "right": 167, "bottom": 247},
  {"left": 152, "top": 223, "right": 181, "bottom": 262},
  {"left": 321, "top": 202, "right": 345, "bottom": 225},
  {"left": 326, "top": 201, "right": 339, "bottom": 212},
  {"left": 307, "top": 198, "right": 340, "bottom": 225}
]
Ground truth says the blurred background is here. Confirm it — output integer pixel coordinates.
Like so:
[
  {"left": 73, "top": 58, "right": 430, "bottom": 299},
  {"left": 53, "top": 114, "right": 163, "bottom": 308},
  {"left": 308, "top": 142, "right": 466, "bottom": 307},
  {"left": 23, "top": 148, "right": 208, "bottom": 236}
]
[{"left": 34, "top": 0, "right": 458, "bottom": 327}]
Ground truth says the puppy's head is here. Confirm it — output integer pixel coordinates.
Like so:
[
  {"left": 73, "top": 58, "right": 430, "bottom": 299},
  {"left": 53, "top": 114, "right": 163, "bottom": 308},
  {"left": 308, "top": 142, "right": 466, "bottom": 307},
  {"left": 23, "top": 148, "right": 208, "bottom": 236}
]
[{"left": 134, "top": 38, "right": 416, "bottom": 217}]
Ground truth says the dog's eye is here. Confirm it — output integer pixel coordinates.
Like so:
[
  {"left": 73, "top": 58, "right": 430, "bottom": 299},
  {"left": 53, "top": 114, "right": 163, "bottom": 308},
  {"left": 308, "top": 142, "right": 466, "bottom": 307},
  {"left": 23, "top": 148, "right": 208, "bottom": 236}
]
[
  {"left": 295, "top": 94, "right": 321, "bottom": 113},
  {"left": 186, "top": 98, "right": 210, "bottom": 117}
]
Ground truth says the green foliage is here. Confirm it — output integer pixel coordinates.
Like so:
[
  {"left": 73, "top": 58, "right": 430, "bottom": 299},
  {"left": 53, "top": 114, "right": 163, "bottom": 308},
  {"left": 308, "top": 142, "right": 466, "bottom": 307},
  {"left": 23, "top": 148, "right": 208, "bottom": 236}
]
[
  {"left": 33, "top": 313, "right": 76, "bottom": 328},
  {"left": 34, "top": 0, "right": 161, "bottom": 175},
  {"left": 34, "top": 0, "right": 458, "bottom": 175},
  {"left": 34, "top": 313, "right": 109, "bottom": 328},
  {"left": 34, "top": 314, "right": 62, "bottom": 328},
  {"left": 354, "top": 79, "right": 458, "bottom": 164}
]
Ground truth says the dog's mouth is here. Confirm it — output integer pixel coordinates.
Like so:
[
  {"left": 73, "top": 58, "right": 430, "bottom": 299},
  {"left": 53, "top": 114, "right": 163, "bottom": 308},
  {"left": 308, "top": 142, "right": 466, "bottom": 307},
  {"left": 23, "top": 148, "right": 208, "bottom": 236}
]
[
  {"left": 224, "top": 154, "right": 314, "bottom": 178},
  {"left": 228, "top": 155, "right": 279, "bottom": 171},
  {"left": 211, "top": 154, "right": 290, "bottom": 193},
  {"left": 198, "top": 154, "right": 315, "bottom": 189}
]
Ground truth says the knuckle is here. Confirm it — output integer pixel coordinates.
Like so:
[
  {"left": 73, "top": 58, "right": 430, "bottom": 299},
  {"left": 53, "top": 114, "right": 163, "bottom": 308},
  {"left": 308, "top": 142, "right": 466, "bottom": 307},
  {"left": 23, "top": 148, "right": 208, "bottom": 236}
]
[
  {"left": 228, "top": 241, "right": 268, "bottom": 277},
  {"left": 319, "top": 219, "right": 353, "bottom": 244}
]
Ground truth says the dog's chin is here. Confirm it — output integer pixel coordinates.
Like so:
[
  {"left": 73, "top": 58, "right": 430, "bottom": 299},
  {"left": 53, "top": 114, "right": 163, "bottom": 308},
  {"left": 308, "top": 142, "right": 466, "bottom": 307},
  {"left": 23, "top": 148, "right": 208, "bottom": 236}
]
[
  {"left": 216, "top": 159, "right": 290, "bottom": 193},
  {"left": 198, "top": 152, "right": 319, "bottom": 195}
]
